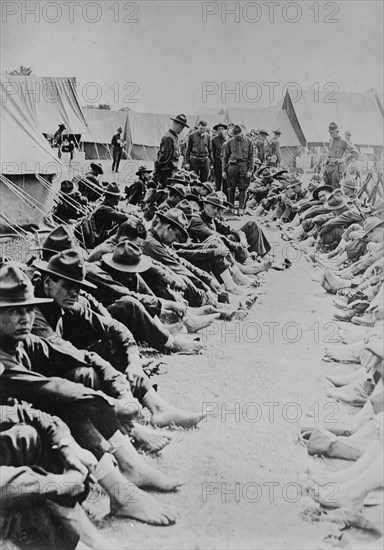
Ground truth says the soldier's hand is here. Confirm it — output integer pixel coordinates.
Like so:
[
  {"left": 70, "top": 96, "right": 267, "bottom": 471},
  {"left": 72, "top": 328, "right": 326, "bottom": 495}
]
[
  {"left": 61, "top": 444, "right": 98, "bottom": 476},
  {"left": 185, "top": 164, "right": 191, "bottom": 170},
  {"left": 246, "top": 171, "right": 252, "bottom": 178},
  {"left": 222, "top": 172, "right": 227, "bottom": 179}
]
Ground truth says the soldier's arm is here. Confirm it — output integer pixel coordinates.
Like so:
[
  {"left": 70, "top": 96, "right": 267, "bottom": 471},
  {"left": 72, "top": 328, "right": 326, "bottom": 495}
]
[
  {"left": 185, "top": 133, "right": 193, "bottom": 164},
  {"left": 247, "top": 140, "right": 254, "bottom": 173},
  {"left": 344, "top": 141, "right": 359, "bottom": 163}
]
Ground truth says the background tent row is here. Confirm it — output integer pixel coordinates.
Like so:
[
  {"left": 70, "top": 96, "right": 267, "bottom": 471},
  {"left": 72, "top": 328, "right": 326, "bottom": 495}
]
[{"left": 1, "top": 75, "right": 87, "bottom": 233}]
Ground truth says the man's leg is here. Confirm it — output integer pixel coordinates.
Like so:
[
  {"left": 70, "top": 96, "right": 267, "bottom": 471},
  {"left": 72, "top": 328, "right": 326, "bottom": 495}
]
[
  {"left": 115, "top": 151, "right": 123, "bottom": 173},
  {"left": 200, "top": 158, "right": 210, "bottom": 182},
  {"left": 214, "top": 161, "right": 223, "bottom": 191},
  {"left": 227, "top": 165, "right": 238, "bottom": 208},
  {"left": 238, "top": 166, "right": 250, "bottom": 212},
  {"left": 240, "top": 220, "right": 272, "bottom": 258}
]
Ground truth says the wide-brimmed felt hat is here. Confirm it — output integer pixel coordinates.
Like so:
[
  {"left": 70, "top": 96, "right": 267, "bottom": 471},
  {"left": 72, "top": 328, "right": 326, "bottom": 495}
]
[
  {"left": 341, "top": 178, "right": 359, "bottom": 191},
  {"left": 167, "top": 173, "right": 186, "bottom": 185},
  {"left": 0, "top": 264, "right": 53, "bottom": 308},
  {"left": 170, "top": 114, "right": 189, "bottom": 128},
  {"left": 156, "top": 208, "right": 189, "bottom": 243},
  {"left": 103, "top": 182, "right": 123, "bottom": 197},
  {"left": 58, "top": 124, "right": 66, "bottom": 129},
  {"left": 285, "top": 174, "right": 302, "bottom": 189},
  {"left": 329, "top": 122, "right": 338, "bottom": 131},
  {"left": 273, "top": 128, "right": 282, "bottom": 135},
  {"left": 259, "top": 129, "right": 269, "bottom": 136},
  {"left": 167, "top": 183, "right": 186, "bottom": 198},
  {"left": 90, "top": 162, "right": 104, "bottom": 175},
  {"left": 232, "top": 125, "right": 242, "bottom": 136},
  {"left": 326, "top": 189, "right": 349, "bottom": 210},
  {"left": 102, "top": 240, "right": 152, "bottom": 273},
  {"left": 60, "top": 179, "right": 77, "bottom": 195},
  {"left": 361, "top": 217, "right": 384, "bottom": 239},
  {"left": 273, "top": 169, "right": 289, "bottom": 180},
  {"left": 195, "top": 181, "right": 214, "bottom": 193},
  {"left": 177, "top": 199, "right": 194, "bottom": 220},
  {"left": 312, "top": 185, "right": 333, "bottom": 201},
  {"left": 34, "top": 250, "right": 96, "bottom": 290},
  {"left": 202, "top": 191, "right": 228, "bottom": 210},
  {"left": 136, "top": 166, "right": 151, "bottom": 176},
  {"left": 213, "top": 123, "right": 227, "bottom": 131},
  {"left": 117, "top": 127, "right": 123, "bottom": 132}
]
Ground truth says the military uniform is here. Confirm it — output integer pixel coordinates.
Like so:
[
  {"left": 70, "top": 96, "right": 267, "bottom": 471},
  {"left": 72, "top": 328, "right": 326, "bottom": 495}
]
[
  {"left": 154, "top": 129, "right": 180, "bottom": 185},
  {"left": 267, "top": 137, "right": 281, "bottom": 167},
  {"left": 222, "top": 135, "right": 254, "bottom": 209},
  {"left": 324, "top": 136, "right": 359, "bottom": 189},
  {"left": 211, "top": 134, "right": 226, "bottom": 193},
  {"left": 186, "top": 131, "right": 212, "bottom": 182}
]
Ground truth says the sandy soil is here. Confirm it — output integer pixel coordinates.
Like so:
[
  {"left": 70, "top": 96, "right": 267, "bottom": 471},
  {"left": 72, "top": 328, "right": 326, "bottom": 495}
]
[{"left": 96, "top": 221, "right": 376, "bottom": 549}]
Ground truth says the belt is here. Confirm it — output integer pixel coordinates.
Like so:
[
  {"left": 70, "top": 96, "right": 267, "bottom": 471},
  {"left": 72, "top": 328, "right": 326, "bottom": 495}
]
[
  {"left": 191, "top": 154, "right": 209, "bottom": 159},
  {"left": 229, "top": 159, "right": 247, "bottom": 164},
  {"left": 327, "top": 157, "right": 342, "bottom": 163}
]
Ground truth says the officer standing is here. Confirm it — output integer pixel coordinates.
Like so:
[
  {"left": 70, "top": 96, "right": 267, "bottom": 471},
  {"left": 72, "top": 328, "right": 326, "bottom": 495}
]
[
  {"left": 222, "top": 125, "right": 254, "bottom": 216},
  {"left": 210, "top": 123, "right": 227, "bottom": 194},
  {"left": 154, "top": 114, "right": 189, "bottom": 186},
  {"left": 255, "top": 129, "right": 269, "bottom": 163},
  {"left": 111, "top": 127, "right": 126, "bottom": 173},
  {"left": 324, "top": 122, "right": 359, "bottom": 189},
  {"left": 185, "top": 120, "right": 212, "bottom": 182},
  {"left": 267, "top": 128, "right": 282, "bottom": 168}
]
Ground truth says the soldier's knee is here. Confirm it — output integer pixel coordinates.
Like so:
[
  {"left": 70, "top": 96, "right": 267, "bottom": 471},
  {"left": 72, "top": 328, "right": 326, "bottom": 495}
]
[{"left": 0, "top": 425, "right": 41, "bottom": 466}]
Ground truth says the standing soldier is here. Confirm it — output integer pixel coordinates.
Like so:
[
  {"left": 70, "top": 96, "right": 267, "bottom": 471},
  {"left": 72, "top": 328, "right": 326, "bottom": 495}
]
[
  {"left": 222, "top": 125, "right": 254, "bottom": 216},
  {"left": 154, "top": 114, "right": 189, "bottom": 186},
  {"left": 211, "top": 123, "right": 228, "bottom": 194},
  {"left": 267, "top": 128, "right": 282, "bottom": 168},
  {"left": 111, "top": 127, "right": 126, "bottom": 173},
  {"left": 255, "top": 129, "right": 269, "bottom": 163},
  {"left": 185, "top": 120, "right": 212, "bottom": 182},
  {"left": 324, "top": 122, "right": 359, "bottom": 189}
]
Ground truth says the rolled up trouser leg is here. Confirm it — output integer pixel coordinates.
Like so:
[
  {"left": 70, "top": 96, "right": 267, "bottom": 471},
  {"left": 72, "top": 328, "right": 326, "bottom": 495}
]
[
  {"left": 240, "top": 220, "right": 271, "bottom": 257},
  {"left": 107, "top": 295, "right": 169, "bottom": 349}
]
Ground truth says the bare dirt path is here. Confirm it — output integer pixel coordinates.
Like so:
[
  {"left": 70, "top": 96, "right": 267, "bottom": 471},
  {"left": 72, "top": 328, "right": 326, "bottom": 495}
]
[{"left": 101, "top": 222, "right": 356, "bottom": 549}]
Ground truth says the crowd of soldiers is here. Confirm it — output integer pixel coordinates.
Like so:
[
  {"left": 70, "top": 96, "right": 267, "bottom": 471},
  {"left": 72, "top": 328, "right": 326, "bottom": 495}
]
[{"left": 1, "top": 113, "right": 383, "bottom": 549}]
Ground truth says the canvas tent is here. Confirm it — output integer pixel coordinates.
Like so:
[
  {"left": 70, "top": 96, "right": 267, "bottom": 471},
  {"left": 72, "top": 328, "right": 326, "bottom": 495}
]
[
  {"left": 82, "top": 108, "right": 128, "bottom": 159},
  {"left": 1, "top": 75, "right": 86, "bottom": 233},
  {"left": 282, "top": 90, "right": 384, "bottom": 148}
]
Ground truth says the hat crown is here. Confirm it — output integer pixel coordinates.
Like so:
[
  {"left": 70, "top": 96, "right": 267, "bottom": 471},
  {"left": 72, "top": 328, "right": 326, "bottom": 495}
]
[
  {"left": 204, "top": 192, "right": 226, "bottom": 208},
  {"left": 0, "top": 265, "right": 34, "bottom": 305},
  {"left": 112, "top": 240, "right": 142, "bottom": 266},
  {"left": 327, "top": 189, "right": 346, "bottom": 208},
  {"left": 104, "top": 182, "right": 121, "bottom": 195},
  {"left": 60, "top": 179, "right": 74, "bottom": 192},
  {"left": 46, "top": 250, "right": 86, "bottom": 283},
  {"left": 168, "top": 183, "right": 186, "bottom": 197},
  {"left": 43, "top": 225, "right": 72, "bottom": 253},
  {"left": 329, "top": 122, "right": 338, "bottom": 130}
]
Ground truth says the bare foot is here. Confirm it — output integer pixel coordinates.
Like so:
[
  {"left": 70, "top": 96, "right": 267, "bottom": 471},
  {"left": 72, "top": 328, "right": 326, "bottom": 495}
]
[
  {"left": 118, "top": 453, "right": 184, "bottom": 492},
  {"left": 184, "top": 313, "right": 220, "bottom": 333},
  {"left": 323, "top": 343, "right": 361, "bottom": 363},
  {"left": 227, "top": 285, "right": 247, "bottom": 296},
  {"left": 112, "top": 488, "right": 177, "bottom": 525},
  {"left": 325, "top": 368, "right": 366, "bottom": 387},
  {"left": 168, "top": 334, "right": 205, "bottom": 354},
  {"left": 309, "top": 481, "right": 365, "bottom": 510},
  {"left": 151, "top": 406, "right": 206, "bottom": 428},
  {"left": 131, "top": 422, "right": 172, "bottom": 453}
]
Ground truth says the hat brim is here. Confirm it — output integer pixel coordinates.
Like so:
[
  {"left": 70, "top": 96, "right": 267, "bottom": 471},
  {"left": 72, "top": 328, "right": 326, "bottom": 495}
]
[
  {"left": 312, "top": 185, "right": 334, "bottom": 201},
  {"left": 136, "top": 169, "right": 151, "bottom": 176},
  {"left": 0, "top": 296, "right": 54, "bottom": 308},
  {"left": 90, "top": 163, "right": 104, "bottom": 175},
  {"left": 361, "top": 220, "right": 384, "bottom": 239},
  {"left": 156, "top": 212, "right": 189, "bottom": 243},
  {"left": 184, "top": 194, "right": 200, "bottom": 202},
  {"left": 326, "top": 200, "right": 348, "bottom": 211},
  {"left": 203, "top": 198, "right": 228, "bottom": 210},
  {"left": 34, "top": 261, "right": 97, "bottom": 290},
  {"left": 166, "top": 185, "right": 185, "bottom": 198},
  {"left": 213, "top": 124, "right": 227, "bottom": 131},
  {"left": 102, "top": 253, "right": 152, "bottom": 273},
  {"left": 170, "top": 118, "right": 189, "bottom": 128}
]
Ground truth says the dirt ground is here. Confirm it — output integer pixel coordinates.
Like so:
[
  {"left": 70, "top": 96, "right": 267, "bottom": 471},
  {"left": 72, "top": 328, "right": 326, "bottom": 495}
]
[{"left": 96, "top": 221, "right": 377, "bottom": 549}]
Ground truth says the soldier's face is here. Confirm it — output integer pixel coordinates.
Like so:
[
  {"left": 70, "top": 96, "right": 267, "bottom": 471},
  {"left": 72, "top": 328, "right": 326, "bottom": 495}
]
[
  {"left": 44, "top": 276, "right": 80, "bottom": 310},
  {"left": 318, "top": 191, "right": 331, "bottom": 204},
  {"left": 204, "top": 203, "right": 222, "bottom": 219},
  {"left": 0, "top": 306, "right": 35, "bottom": 342},
  {"left": 329, "top": 129, "right": 339, "bottom": 139}
]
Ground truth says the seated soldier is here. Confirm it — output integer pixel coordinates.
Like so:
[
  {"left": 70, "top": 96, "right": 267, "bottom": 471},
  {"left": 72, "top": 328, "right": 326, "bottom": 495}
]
[
  {"left": 143, "top": 208, "right": 223, "bottom": 307},
  {"left": 0, "top": 398, "right": 119, "bottom": 550},
  {"left": 31, "top": 250, "right": 206, "bottom": 430},
  {"left": 0, "top": 264, "right": 177, "bottom": 525},
  {"left": 91, "top": 182, "right": 129, "bottom": 246},
  {"left": 189, "top": 191, "right": 271, "bottom": 263},
  {"left": 52, "top": 180, "right": 88, "bottom": 224},
  {"left": 126, "top": 166, "right": 152, "bottom": 206},
  {"left": 157, "top": 183, "right": 186, "bottom": 212}
]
